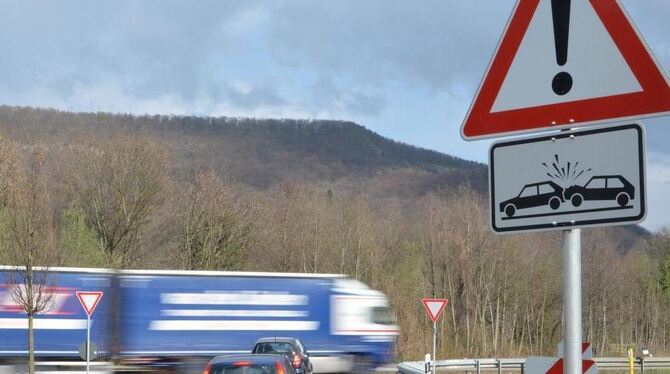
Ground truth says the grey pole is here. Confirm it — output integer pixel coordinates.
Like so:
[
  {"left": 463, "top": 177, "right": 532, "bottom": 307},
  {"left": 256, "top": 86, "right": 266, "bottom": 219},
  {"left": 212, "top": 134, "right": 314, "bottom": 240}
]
[
  {"left": 563, "top": 228, "right": 582, "bottom": 374},
  {"left": 86, "top": 315, "right": 90, "bottom": 374},
  {"left": 433, "top": 322, "right": 437, "bottom": 374}
]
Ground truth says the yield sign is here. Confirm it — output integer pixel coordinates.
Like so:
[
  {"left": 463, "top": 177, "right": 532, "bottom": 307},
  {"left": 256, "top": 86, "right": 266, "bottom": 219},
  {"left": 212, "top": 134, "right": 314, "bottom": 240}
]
[
  {"left": 421, "top": 298, "right": 448, "bottom": 322},
  {"left": 461, "top": 0, "right": 670, "bottom": 140},
  {"left": 76, "top": 291, "right": 103, "bottom": 317}
]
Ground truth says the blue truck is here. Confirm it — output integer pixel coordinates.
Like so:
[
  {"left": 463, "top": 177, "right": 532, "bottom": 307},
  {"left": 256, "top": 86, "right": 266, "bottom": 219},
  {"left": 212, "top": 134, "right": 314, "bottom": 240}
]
[{"left": 0, "top": 266, "right": 398, "bottom": 372}]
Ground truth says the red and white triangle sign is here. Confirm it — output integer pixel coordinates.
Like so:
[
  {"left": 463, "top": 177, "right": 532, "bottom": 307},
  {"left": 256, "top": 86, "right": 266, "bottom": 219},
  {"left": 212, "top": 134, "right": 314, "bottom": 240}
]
[
  {"left": 525, "top": 343, "right": 596, "bottom": 374},
  {"left": 76, "top": 291, "right": 103, "bottom": 317},
  {"left": 461, "top": 0, "right": 670, "bottom": 140},
  {"left": 547, "top": 343, "right": 596, "bottom": 374},
  {"left": 422, "top": 298, "right": 448, "bottom": 322}
]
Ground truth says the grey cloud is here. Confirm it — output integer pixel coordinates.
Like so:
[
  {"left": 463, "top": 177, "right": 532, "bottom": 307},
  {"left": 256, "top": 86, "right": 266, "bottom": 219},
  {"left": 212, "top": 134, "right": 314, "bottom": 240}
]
[
  {"left": 264, "top": 0, "right": 515, "bottom": 92},
  {"left": 225, "top": 82, "right": 287, "bottom": 109},
  {"left": 639, "top": 118, "right": 670, "bottom": 157},
  {"left": 0, "top": 0, "right": 264, "bottom": 103},
  {"left": 309, "top": 76, "right": 385, "bottom": 116}
]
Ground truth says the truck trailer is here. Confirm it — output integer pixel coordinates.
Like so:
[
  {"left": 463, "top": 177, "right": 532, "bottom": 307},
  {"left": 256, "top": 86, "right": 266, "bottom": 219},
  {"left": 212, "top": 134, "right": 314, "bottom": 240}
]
[{"left": 0, "top": 266, "right": 398, "bottom": 372}]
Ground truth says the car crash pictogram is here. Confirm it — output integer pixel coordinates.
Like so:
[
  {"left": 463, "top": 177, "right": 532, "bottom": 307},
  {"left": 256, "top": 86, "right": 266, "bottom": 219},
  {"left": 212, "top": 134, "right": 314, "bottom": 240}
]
[{"left": 501, "top": 175, "right": 635, "bottom": 219}]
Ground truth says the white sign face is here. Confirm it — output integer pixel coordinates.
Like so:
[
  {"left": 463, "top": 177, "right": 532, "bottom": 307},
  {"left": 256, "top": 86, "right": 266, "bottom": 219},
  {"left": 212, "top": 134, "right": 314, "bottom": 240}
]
[
  {"left": 489, "top": 124, "right": 645, "bottom": 233},
  {"left": 492, "top": 0, "right": 640, "bottom": 113}
]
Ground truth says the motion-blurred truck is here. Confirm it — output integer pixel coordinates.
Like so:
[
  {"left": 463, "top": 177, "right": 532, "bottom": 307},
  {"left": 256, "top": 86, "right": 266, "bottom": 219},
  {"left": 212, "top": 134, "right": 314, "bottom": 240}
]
[{"left": 0, "top": 266, "right": 398, "bottom": 373}]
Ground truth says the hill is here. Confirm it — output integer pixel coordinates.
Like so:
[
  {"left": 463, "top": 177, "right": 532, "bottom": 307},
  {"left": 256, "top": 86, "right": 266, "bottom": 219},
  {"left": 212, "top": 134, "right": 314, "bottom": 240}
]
[{"left": 0, "top": 105, "right": 487, "bottom": 196}]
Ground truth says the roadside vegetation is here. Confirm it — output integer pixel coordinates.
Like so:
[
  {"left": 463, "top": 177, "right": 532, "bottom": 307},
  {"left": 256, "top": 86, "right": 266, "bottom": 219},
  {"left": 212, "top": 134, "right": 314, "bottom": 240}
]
[{"left": 0, "top": 106, "right": 668, "bottom": 360}]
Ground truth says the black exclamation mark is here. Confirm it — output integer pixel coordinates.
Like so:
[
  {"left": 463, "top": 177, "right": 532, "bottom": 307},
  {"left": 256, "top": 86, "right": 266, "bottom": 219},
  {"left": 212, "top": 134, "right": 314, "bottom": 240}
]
[{"left": 551, "top": 0, "right": 572, "bottom": 95}]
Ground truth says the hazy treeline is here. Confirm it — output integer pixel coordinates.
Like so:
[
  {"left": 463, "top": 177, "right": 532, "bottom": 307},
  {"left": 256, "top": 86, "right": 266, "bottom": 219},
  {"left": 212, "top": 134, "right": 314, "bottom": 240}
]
[{"left": 0, "top": 108, "right": 668, "bottom": 360}]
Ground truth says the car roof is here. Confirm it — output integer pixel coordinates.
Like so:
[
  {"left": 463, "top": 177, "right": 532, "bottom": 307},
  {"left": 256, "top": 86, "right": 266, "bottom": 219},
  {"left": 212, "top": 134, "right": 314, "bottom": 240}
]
[
  {"left": 210, "top": 354, "right": 285, "bottom": 365},
  {"left": 524, "top": 180, "right": 560, "bottom": 187},
  {"left": 589, "top": 175, "right": 623, "bottom": 179},
  {"left": 254, "top": 337, "right": 300, "bottom": 344}
]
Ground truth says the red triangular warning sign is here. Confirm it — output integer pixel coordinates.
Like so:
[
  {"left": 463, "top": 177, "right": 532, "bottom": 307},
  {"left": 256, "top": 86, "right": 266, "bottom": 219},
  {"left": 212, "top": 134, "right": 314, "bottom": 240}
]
[
  {"left": 461, "top": 0, "right": 670, "bottom": 140},
  {"left": 421, "top": 298, "right": 448, "bottom": 322},
  {"left": 76, "top": 291, "right": 103, "bottom": 317}
]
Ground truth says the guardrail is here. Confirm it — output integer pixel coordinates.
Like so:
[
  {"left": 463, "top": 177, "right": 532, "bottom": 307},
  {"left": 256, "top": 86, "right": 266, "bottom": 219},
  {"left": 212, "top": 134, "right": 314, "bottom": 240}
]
[{"left": 397, "top": 357, "right": 670, "bottom": 374}]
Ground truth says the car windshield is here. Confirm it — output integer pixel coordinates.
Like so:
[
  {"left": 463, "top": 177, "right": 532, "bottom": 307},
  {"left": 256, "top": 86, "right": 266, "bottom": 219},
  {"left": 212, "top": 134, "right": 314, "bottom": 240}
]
[
  {"left": 211, "top": 364, "right": 278, "bottom": 374},
  {"left": 254, "top": 342, "right": 295, "bottom": 354}
]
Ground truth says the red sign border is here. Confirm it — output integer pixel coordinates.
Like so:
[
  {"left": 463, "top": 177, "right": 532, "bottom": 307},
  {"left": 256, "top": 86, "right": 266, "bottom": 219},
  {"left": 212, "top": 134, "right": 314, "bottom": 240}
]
[
  {"left": 421, "top": 298, "right": 449, "bottom": 322},
  {"left": 461, "top": 0, "right": 670, "bottom": 140},
  {"left": 546, "top": 343, "right": 595, "bottom": 374},
  {"left": 75, "top": 291, "right": 103, "bottom": 317}
]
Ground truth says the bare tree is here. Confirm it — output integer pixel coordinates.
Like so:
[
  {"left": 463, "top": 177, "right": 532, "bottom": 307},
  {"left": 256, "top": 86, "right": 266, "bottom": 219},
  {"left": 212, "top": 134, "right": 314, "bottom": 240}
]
[
  {"left": 64, "top": 136, "right": 168, "bottom": 268},
  {"left": 4, "top": 146, "right": 59, "bottom": 374},
  {"left": 177, "top": 171, "right": 252, "bottom": 270}
]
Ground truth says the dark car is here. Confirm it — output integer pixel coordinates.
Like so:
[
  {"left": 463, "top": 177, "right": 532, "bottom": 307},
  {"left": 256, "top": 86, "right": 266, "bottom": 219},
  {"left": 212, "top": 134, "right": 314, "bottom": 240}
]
[
  {"left": 564, "top": 175, "right": 634, "bottom": 207},
  {"left": 500, "top": 181, "right": 565, "bottom": 217},
  {"left": 252, "top": 337, "right": 312, "bottom": 374},
  {"left": 203, "top": 354, "right": 296, "bottom": 374}
]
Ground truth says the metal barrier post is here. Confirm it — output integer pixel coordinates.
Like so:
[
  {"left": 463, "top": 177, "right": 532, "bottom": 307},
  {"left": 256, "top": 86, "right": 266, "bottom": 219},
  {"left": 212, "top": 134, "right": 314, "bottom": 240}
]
[
  {"left": 641, "top": 357, "right": 645, "bottom": 374},
  {"left": 497, "top": 359, "right": 502, "bottom": 374},
  {"left": 476, "top": 359, "right": 481, "bottom": 374}
]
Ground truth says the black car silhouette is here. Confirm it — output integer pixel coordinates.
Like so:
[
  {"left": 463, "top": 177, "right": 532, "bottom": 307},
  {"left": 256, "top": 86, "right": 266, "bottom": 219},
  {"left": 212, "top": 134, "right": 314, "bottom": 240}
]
[
  {"left": 500, "top": 181, "right": 565, "bottom": 218},
  {"left": 564, "top": 175, "right": 634, "bottom": 207}
]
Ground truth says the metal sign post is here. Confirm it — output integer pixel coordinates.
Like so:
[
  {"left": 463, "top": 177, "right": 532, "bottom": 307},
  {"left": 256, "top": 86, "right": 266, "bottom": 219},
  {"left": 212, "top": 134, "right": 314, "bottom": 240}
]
[
  {"left": 563, "top": 229, "right": 582, "bottom": 374},
  {"left": 432, "top": 322, "right": 437, "bottom": 374},
  {"left": 86, "top": 314, "right": 91, "bottom": 374}
]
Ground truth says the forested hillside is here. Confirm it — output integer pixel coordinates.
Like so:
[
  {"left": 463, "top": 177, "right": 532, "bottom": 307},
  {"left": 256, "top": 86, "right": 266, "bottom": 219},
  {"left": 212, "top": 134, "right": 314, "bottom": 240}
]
[
  {"left": 0, "top": 105, "right": 485, "bottom": 193},
  {"left": 0, "top": 105, "right": 668, "bottom": 359}
]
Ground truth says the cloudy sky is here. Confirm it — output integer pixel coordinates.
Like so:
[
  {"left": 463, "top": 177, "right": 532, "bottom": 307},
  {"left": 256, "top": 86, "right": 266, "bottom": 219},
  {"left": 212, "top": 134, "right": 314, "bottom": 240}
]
[{"left": 1, "top": 1, "right": 669, "bottom": 231}]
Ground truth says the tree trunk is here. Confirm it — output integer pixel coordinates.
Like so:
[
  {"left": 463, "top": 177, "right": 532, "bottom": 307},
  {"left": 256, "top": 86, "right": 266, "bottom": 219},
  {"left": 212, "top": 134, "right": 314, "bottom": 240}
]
[{"left": 28, "top": 312, "right": 35, "bottom": 374}]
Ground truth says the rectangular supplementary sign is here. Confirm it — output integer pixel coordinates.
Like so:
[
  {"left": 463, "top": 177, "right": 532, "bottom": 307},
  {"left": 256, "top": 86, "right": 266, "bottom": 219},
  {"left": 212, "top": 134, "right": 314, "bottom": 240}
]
[{"left": 490, "top": 123, "right": 645, "bottom": 233}]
